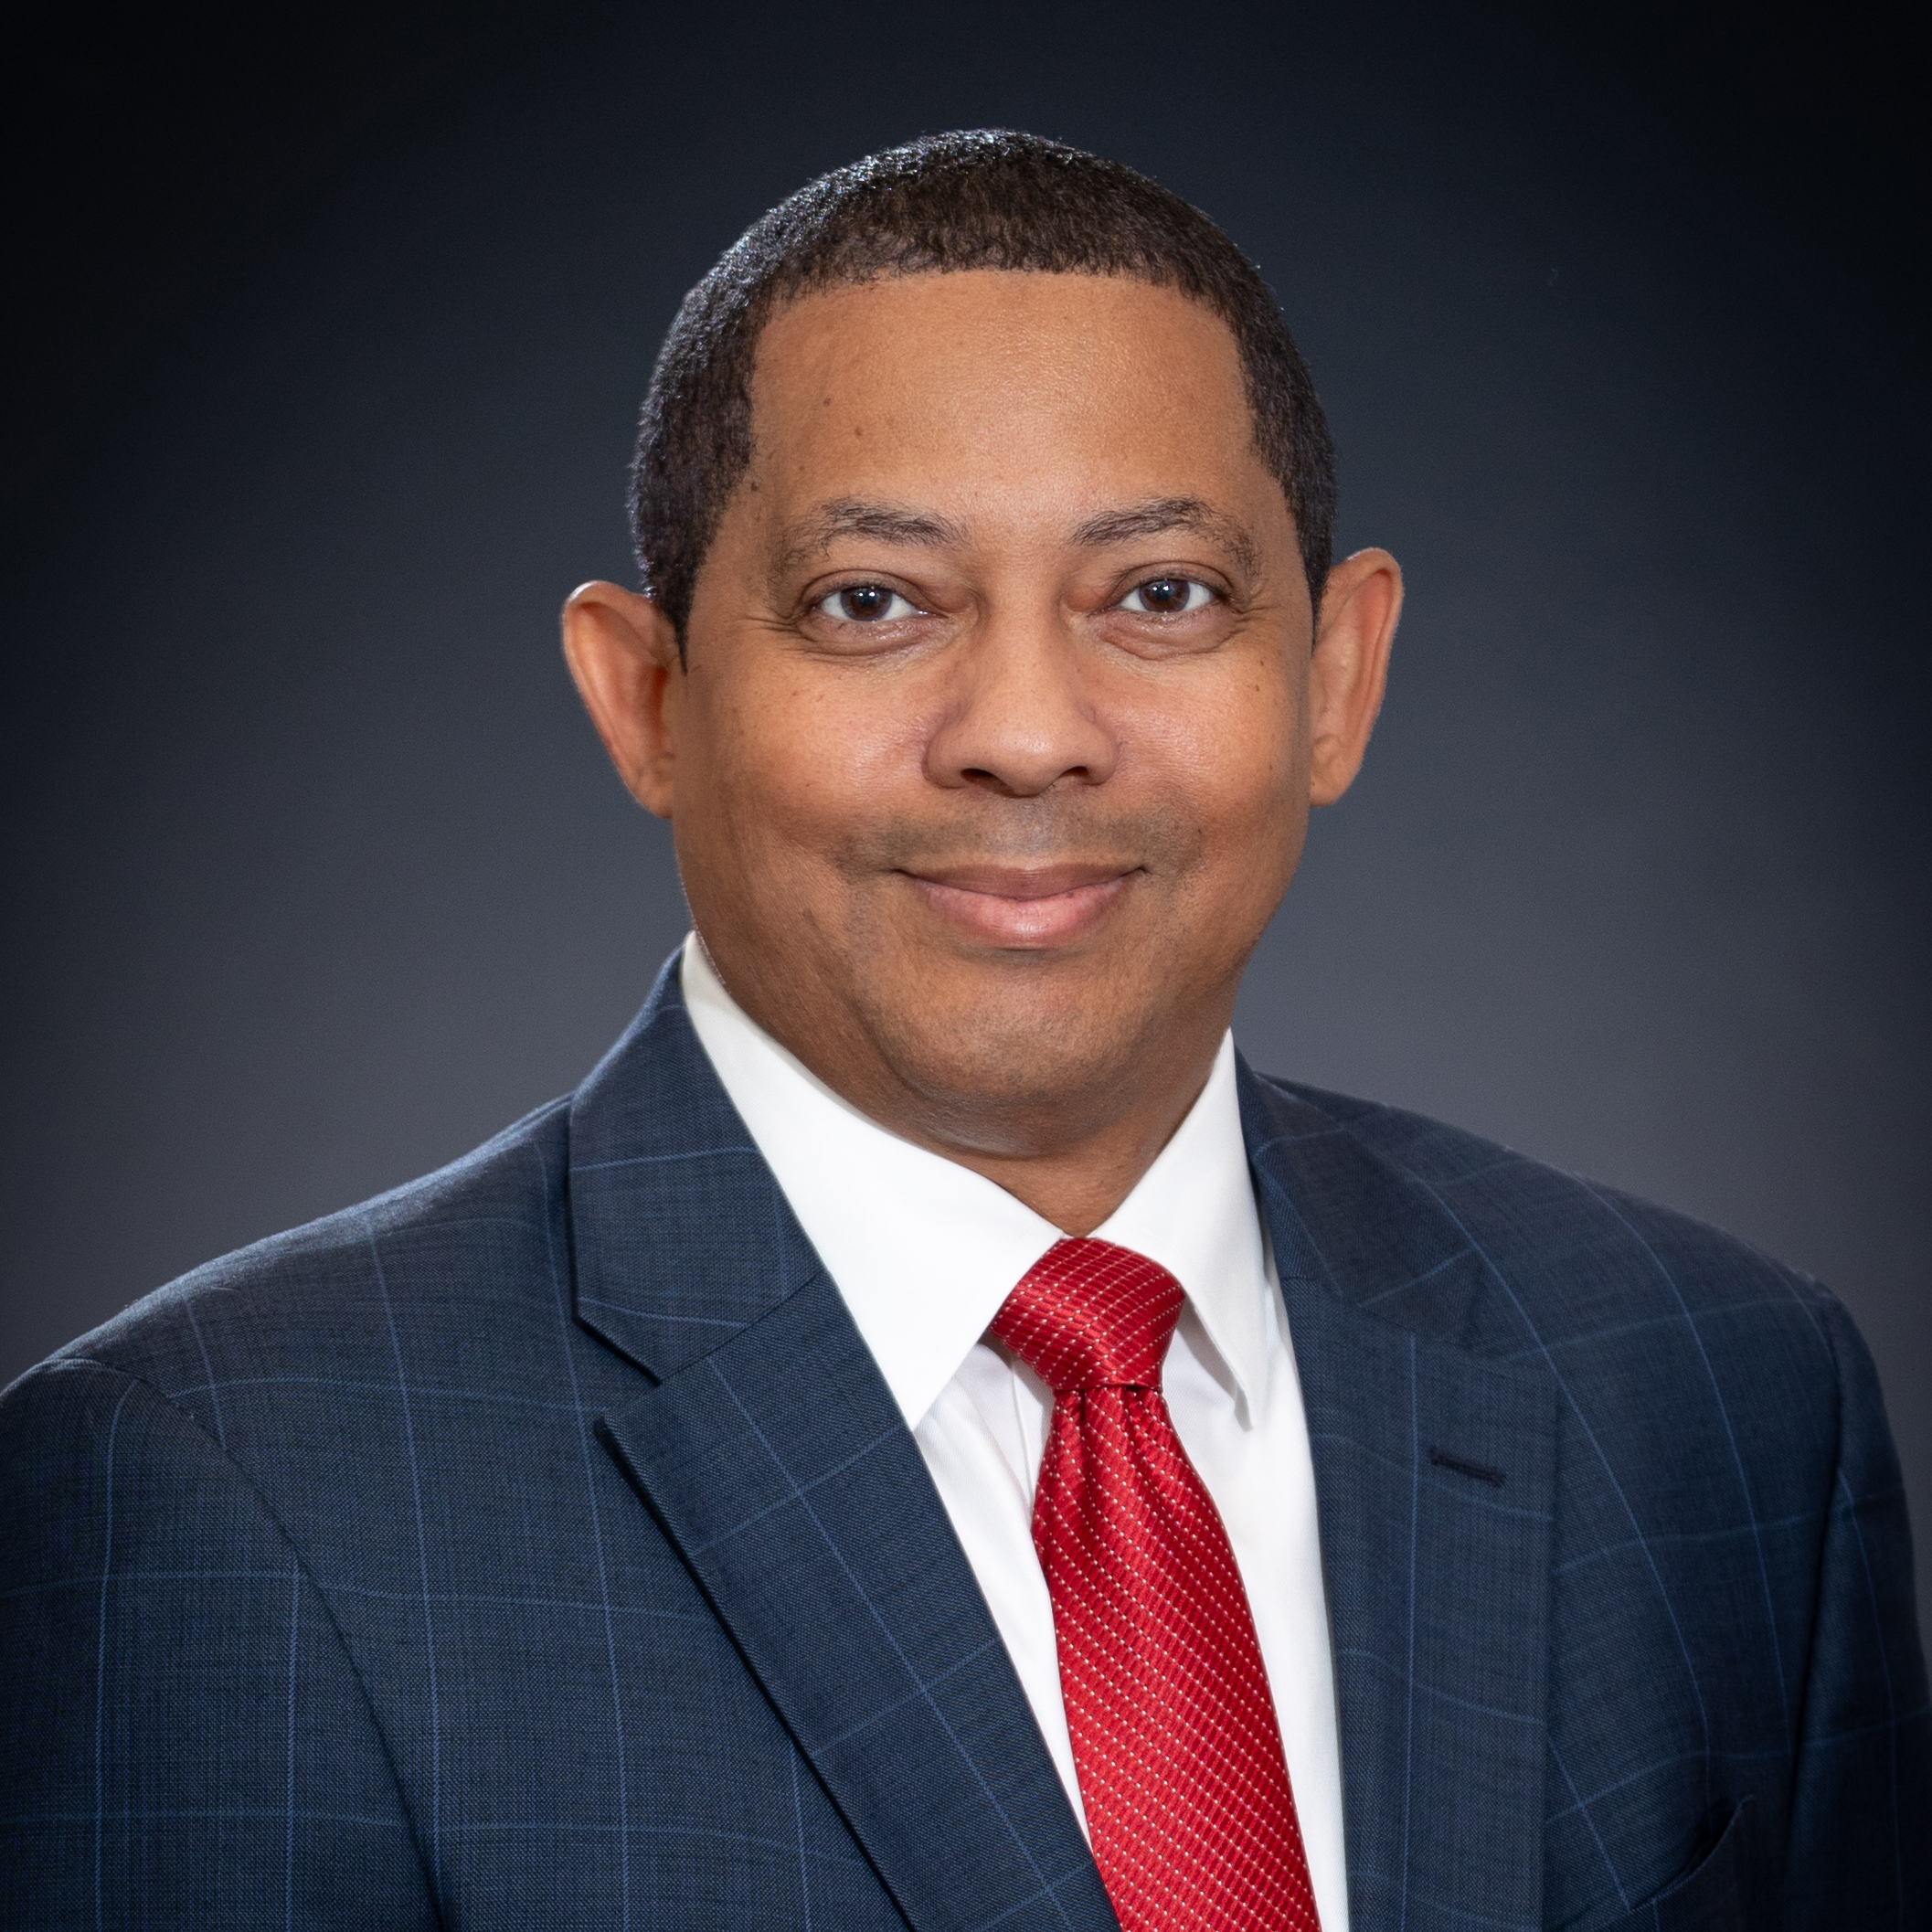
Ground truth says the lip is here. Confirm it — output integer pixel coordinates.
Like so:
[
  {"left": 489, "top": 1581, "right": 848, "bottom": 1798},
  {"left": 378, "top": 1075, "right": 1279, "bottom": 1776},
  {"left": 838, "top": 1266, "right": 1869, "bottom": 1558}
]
[{"left": 900, "top": 862, "right": 1138, "bottom": 947}]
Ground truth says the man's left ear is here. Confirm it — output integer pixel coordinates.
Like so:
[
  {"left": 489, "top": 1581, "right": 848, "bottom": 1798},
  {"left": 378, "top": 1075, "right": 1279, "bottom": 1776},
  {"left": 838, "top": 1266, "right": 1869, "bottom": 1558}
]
[{"left": 1307, "top": 547, "right": 1403, "bottom": 807}]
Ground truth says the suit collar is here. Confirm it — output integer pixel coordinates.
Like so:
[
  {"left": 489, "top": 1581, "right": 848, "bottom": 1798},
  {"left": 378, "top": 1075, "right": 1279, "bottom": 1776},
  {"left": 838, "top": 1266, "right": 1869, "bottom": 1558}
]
[
  {"left": 568, "top": 961, "right": 1545, "bottom": 1388},
  {"left": 567, "top": 955, "right": 824, "bottom": 1384},
  {"left": 1239, "top": 1061, "right": 1557, "bottom": 1932}
]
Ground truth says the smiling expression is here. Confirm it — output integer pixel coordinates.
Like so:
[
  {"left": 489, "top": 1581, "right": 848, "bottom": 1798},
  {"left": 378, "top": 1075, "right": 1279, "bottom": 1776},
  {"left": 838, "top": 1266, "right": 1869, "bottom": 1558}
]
[{"left": 568, "top": 268, "right": 1394, "bottom": 1205}]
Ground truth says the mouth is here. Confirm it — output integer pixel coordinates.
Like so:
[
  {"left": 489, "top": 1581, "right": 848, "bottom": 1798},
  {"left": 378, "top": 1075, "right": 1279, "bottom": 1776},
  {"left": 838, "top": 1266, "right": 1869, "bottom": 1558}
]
[{"left": 899, "top": 862, "right": 1140, "bottom": 948}]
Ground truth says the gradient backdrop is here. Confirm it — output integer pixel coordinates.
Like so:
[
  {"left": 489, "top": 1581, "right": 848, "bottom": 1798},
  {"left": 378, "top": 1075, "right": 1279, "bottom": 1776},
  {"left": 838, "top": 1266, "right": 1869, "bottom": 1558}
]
[{"left": 8, "top": 4, "right": 1927, "bottom": 1632}]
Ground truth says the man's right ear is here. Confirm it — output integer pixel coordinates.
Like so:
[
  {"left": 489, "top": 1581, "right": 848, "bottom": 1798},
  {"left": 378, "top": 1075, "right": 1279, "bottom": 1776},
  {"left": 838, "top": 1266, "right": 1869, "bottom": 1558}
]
[{"left": 560, "top": 580, "right": 683, "bottom": 820}]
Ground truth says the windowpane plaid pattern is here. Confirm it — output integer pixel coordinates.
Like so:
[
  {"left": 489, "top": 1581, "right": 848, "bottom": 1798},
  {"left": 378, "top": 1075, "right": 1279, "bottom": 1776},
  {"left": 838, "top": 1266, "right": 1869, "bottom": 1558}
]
[
  {"left": 1, "top": 958, "right": 1923, "bottom": 1928},
  {"left": 994, "top": 1239, "right": 1320, "bottom": 1932}
]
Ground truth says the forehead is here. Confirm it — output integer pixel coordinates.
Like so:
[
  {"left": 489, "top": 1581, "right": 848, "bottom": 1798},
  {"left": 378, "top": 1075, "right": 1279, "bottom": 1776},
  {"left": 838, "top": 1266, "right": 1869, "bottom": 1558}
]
[{"left": 743, "top": 271, "right": 1269, "bottom": 519}]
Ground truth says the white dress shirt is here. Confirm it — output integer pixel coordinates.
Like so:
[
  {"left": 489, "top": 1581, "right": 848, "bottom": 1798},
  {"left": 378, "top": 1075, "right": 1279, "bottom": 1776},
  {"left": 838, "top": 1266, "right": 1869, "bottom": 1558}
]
[{"left": 681, "top": 935, "right": 1348, "bottom": 1930}]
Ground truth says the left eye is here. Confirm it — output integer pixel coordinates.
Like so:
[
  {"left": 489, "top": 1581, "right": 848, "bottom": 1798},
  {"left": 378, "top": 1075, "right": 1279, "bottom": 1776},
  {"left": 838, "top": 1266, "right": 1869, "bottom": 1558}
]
[
  {"left": 1117, "top": 577, "right": 1215, "bottom": 616},
  {"left": 815, "top": 584, "right": 919, "bottom": 623}
]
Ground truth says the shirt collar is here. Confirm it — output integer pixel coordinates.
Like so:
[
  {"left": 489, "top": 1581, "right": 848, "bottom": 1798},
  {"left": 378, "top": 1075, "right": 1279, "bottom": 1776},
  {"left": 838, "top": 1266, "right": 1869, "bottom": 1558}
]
[{"left": 679, "top": 933, "right": 1271, "bottom": 1431}]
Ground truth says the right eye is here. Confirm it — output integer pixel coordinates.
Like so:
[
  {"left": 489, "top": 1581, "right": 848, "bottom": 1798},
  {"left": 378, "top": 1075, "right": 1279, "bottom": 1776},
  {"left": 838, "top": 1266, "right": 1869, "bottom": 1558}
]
[{"left": 814, "top": 584, "right": 919, "bottom": 623}]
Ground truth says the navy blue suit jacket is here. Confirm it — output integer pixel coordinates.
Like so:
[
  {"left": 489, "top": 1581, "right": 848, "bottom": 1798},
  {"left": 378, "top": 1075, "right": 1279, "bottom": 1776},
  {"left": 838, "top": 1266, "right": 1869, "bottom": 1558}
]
[{"left": 4, "top": 961, "right": 1926, "bottom": 1928}]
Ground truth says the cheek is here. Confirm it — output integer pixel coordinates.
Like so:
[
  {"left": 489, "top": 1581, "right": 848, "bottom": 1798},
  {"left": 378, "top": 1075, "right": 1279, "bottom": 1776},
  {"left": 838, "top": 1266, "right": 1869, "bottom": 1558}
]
[
  {"left": 696, "top": 669, "right": 922, "bottom": 857},
  {"left": 1135, "top": 675, "right": 1303, "bottom": 850}
]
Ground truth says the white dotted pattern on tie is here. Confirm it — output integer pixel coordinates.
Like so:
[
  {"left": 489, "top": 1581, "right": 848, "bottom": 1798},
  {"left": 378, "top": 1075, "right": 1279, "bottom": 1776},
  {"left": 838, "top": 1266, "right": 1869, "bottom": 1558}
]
[{"left": 993, "top": 1238, "right": 1321, "bottom": 1932}]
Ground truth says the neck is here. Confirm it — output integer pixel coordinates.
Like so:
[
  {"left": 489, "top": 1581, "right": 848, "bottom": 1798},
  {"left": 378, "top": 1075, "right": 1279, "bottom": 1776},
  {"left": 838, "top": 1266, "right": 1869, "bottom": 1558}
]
[
  {"left": 893, "top": 1032, "right": 1226, "bottom": 1234},
  {"left": 689, "top": 933, "right": 1236, "bottom": 1236},
  {"left": 917, "top": 1099, "right": 1213, "bottom": 1236},
  {"left": 785, "top": 1010, "right": 1226, "bottom": 1237}
]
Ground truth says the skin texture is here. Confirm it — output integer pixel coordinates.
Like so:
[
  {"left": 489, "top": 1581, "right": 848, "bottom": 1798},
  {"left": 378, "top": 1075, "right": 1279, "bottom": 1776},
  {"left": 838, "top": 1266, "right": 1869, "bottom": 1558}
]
[{"left": 564, "top": 270, "right": 1401, "bottom": 1234}]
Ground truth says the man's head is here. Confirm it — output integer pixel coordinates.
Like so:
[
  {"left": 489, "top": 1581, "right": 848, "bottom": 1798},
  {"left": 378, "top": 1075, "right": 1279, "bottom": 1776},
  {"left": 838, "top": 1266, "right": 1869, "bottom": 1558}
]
[{"left": 564, "top": 133, "right": 1401, "bottom": 1229}]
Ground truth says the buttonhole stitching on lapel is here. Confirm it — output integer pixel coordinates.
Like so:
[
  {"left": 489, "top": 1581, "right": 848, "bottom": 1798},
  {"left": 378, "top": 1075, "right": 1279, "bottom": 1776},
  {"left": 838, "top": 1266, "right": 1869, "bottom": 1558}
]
[{"left": 1428, "top": 1445, "right": 1507, "bottom": 1487}]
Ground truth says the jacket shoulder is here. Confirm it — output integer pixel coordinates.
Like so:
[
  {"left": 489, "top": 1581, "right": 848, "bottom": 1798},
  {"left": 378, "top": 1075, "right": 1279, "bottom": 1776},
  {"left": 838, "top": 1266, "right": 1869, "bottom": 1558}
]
[
  {"left": 1247, "top": 1070, "right": 1848, "bottom": 1399},
  {"left": 27, "top": 1095, "right": 574, "bottom": 1412}
]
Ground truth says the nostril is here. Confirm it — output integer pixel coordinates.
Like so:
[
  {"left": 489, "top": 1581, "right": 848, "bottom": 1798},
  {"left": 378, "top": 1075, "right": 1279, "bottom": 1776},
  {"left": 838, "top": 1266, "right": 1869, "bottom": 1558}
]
[{"left": 956, "top": 766, "right": 1092, "bottom": 795}]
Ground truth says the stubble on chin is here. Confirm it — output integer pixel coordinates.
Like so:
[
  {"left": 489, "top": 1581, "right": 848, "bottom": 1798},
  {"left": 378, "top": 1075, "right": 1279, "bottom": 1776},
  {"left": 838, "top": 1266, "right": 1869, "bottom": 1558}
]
[{"left": 864, "top": 969, "right": 1174, "bottom": 1136}]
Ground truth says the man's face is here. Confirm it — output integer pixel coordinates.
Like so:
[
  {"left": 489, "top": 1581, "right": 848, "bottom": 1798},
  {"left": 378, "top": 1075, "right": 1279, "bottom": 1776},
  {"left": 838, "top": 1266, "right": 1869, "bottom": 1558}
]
[{"left": 570, "top": 271, "right": 1395, "bottom": 1169}]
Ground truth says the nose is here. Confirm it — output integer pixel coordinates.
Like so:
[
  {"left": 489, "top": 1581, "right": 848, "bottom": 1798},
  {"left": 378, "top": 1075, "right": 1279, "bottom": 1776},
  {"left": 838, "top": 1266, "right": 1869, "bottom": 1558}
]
[{"left": 925, "top": 618, "right": 1119, "bottom": 797}]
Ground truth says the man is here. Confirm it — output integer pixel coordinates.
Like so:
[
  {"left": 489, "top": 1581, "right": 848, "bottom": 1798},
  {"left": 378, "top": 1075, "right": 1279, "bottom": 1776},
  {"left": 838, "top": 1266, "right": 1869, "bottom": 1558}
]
[{"left": 2, "top": 130, "right": 1923, "bottom": 1931}]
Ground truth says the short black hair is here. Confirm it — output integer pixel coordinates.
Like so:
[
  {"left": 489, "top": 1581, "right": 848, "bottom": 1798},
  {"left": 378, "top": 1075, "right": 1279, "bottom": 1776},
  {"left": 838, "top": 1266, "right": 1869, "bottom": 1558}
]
[{"left": 630, "top": 130, "right": 1335, "bottom": 639}]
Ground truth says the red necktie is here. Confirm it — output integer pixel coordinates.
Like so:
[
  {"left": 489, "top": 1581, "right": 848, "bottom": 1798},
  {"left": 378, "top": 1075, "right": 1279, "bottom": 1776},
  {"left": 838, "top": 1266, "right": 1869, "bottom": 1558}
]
[{"left": 991, "top": 1237, "right": 1320, "bottom": 1932}]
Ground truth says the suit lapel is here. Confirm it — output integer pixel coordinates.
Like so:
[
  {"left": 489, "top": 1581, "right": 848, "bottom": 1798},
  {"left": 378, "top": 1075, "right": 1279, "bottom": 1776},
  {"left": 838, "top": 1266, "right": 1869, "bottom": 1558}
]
[
  {"left": 566, "top": 965, "right": 1556, "bottom": 1931},
  {"left": 1241, "top": 1065, "right": 1557, "bottom": 1932},
  {"left": 569, "top": 962, "right": 1114, "bottom": 1932}
]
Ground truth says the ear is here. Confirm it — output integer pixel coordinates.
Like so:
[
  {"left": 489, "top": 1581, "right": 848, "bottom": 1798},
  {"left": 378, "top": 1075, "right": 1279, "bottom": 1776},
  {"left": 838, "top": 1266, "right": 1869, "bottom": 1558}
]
[
  {"left": 1307, "top": 547, "right": 1403, "bottom": 807},
  {"left": 560, "top": 581, "right": 683, "bottom": 819}
]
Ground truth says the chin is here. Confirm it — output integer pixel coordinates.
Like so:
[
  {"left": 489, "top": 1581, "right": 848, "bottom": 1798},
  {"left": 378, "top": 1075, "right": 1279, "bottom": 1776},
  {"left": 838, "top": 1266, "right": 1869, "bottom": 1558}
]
[{"left": 870, "top": 973, "right": 1170, "bottom": 1121}]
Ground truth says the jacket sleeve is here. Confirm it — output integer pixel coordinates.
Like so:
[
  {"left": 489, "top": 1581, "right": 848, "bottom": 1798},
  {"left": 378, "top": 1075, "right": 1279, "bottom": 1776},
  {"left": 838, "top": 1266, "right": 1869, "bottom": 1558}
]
[
  {"left": 1782, "top": 1294, "right": 1929, "bottom": 1927},
  {"left": 0, "top": 1357, "right": 439, "bottom": 1930}
]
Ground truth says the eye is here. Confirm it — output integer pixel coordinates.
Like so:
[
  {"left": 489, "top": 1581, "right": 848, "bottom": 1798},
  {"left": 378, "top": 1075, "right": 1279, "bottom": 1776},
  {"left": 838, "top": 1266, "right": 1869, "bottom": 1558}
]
[
  {"left": 813, "top": 583, "right": 920, "bottom": 623},
  {"left": 1117, "top": 576, "right": 1215, "bottom": 616}
]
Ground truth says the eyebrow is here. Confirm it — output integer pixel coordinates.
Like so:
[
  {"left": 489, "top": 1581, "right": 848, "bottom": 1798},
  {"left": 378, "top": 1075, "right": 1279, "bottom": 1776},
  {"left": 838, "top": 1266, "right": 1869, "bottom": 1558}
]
[
  {"left": 1068, "top": 496, "right": 1259, "bottom": 576},
  {"left": 773, "top": 493, "right": 1260, "bottom": 578},
  {"left": 776, "top": 498, "right": 971, "bottom": 574}
]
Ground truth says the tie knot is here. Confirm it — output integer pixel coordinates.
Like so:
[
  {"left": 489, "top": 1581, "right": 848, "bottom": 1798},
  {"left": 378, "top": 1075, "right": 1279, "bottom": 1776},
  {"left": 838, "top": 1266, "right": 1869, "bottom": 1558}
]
[{"left": 990, "top": 1238, "right": 1185, "bottom": 1395}]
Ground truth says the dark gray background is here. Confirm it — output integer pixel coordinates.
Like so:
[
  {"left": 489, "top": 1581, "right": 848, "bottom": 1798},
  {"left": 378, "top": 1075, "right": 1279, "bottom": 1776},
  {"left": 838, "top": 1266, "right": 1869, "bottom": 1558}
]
[{"left": 7, "top": 3, "right": 1926, "bottom": 1628}]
